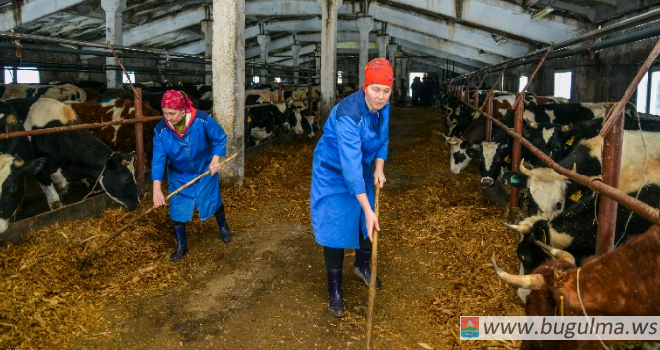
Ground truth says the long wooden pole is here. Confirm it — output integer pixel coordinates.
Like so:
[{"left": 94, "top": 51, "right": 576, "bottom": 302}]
[
  {"left": 365, "top": 185, "right": 381, "bottom": 350},
  {"left": 77, "top": 154, "right": 238, "bottom": 269}
]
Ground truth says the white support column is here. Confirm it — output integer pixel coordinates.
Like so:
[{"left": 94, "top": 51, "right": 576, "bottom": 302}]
[
  {"left": 201, "top": 19, "right": 213, "bottom": 85},
  {"left": 291, "top": 42, "right": 301, "bottom": 83},
  {"left": 257, "top": 34, "right": 270, "bottom": 84},
  {"left": 101, "top": 0, "right": 126, "bottom": 88},
  {"left": 356, "top": 16, "right": 373, "bottom": 86},
  {"left": 318, "top": 0, "right": 342, "bottom": 130},
  {"left": 377, "top": 34, "right": 389, "bottom": 59},
  {"left": 315, "top": 43, "right": 321, "bottom": 84},
  {"left": 213, "top": 0, "right": 245, "bottom": 185},
  {"left": 388, "top": 44, "right": 398, "bottom": 100}
]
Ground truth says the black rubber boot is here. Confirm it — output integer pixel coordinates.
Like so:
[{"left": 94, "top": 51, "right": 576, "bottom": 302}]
[
  {"left": 170, "top": 223, "right": 188, "bottom": 261},
  {"left": 214, "top": 205, "right": 231, "bottom": 242},
  {"left": 354, "top": 249, "right": 382, "bottom": 290},
  {"left": 327, "top": 268, "right": 345, "bottom": 317}
]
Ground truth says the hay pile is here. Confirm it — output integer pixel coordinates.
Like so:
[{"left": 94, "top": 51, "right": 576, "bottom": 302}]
[{"left": 0, "top": 141, "right": 317, "bottom": 349}]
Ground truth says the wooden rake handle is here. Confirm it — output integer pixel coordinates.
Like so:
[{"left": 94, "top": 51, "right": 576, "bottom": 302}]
[
  {"left": 366, "top": 185, "right": 381, "bottom": 350},
  {"left": 76, "top": 154, "right": 238, "bottom": 269}
]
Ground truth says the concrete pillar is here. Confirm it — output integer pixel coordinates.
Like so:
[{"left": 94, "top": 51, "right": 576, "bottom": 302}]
[
  {"left": 201, "top": 19, "right": 213, "bottom": 85},
  {"left": 377, "top": 34, "right": 389, "bottom": 59},
  {"left": 291, "top": 42, "right": 301, "bottom": 83},
  {"left": 356, "top": 16, "right": 373, "bottom": 86},
  {"left": 257, "top": 34, "right": 270, "bottom": 84},
  {"left": 388, "top": 44, "right": 399, "bottom": 100},
  {"left": 213, "top": 0, "right": 245, "bottom": 185},
  {"left": 315, "top": 43, "right": 321, "bottom": 84},
  {"left": 318, "top": 0, "right": 342, "bottom": 129},
  {"left": 101, "top": 0, "right": 126, "bottom": 88}
]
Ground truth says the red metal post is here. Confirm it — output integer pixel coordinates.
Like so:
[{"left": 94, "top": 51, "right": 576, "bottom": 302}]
[
  {"left": 485, "top": 94, "right": 493, "bottom": 142},
  {"left": 133, "top": 87, "right": 145, "bottom": 189},
  {"left": 596, "top": 108, "right": 624, "bottom": 255},
  {"left": 307, "top": 83, "right": 313, "bottom": 114},
  {"left": 278, "top": 84, "right": 283, "bottom": 103},
  {"left": 509, "top": 92, "right": 524, "bottom": 209}
]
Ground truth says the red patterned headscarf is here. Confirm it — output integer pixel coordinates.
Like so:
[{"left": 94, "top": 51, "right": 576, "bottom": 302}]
[
  {"left": 364, "top": 58, "right": 394, "bottom": 88},
  {"left": 161, "top": 90, "right": 194, "bottom": 113}
]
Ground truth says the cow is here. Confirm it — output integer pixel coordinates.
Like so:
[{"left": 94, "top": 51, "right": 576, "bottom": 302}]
[
  {"left": 0, "top": 102, "right": 48, "bottom": 234},
  {"left": 493, "top": 224, "right": 660, "bottom": 350},
  {"left": 0, "top": 83, "right": 86, "bottom": 102},
  {"left": 70, "top": 99, "right": 160, "bottom": 155},
  {"left": 504, "top": 130, "right": 660, "bottom": 219},
  {"left": 24, "top": 98, "right": 140, "bottom": 211},
  {"left": 245, "top": 90, "right": 297, "bottom": 146}
]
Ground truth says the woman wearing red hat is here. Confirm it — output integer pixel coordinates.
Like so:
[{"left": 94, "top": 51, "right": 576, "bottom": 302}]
[
  {"left": 310, "top": 58, "right": 393, "bottom": 317},
  {"left": 152, "top": 90, "right": 232, "bottom": 261}
]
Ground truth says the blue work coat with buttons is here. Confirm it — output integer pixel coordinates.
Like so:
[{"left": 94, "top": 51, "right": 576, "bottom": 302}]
[
  {"left": 310, "top": 89, "right": 390, "bottom": 248},
  {"left": 152, "top": 109, "right": 227, "bottom": 222}
]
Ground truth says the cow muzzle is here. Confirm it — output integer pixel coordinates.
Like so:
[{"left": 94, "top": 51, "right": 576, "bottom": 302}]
[
  {"left": 480, "top": 177, "right": 495, "bottom": 188},
  {"left": 0, "top": 219, "right": 8, "bottom": 233}
]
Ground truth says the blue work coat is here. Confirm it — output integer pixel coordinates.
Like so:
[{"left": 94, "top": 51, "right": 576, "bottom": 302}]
[
  {"left": 152, "top": 109, "right": 227, "bottom": 222},
  {"left": 310, "top": 89, "right": 390, "bottom": 248}
]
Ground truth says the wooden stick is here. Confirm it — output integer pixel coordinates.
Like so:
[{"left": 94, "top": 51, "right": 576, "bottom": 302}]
[
  {"left": 365, "top": 185, "right": 381, "bottom": 350},
  {"left": 76, "top": 154, "right": 237, "bottom": 269}
]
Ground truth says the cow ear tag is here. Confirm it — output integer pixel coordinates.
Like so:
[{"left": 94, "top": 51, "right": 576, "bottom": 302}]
[
  {"left": 247, "top": 116, "right": 252, "bottom": 123},
  {"left": 504, "top": 154, "right": 511, "bottom": 163},
  {"left": 510, "top": 176, "right": 519, "bottom": 184},
  {"left": 570, "top": 190, "right": 582, "bottom": 203},
  {"left": 565, "top": 135, "right": 575, "bottom": 146}
]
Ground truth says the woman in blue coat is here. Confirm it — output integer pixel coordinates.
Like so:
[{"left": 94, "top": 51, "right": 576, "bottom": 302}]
[
  {"left": 152, "top": 90, "right": 232, "bottom": 261},
  {"left": 311, "top": 58, "right": 393, "bottom": 317}
]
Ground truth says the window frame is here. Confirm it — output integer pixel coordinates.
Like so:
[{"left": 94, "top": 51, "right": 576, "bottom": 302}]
[{"left": 553, "top": 70, "right": 573, "bottom": 100}]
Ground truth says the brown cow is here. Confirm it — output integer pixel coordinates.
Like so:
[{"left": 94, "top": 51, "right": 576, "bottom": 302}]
[
  {"left": 70, "top": 100, "right": 160, "bottom": 155},
  {"left": 493, "top": 226, "right": 660, "bottom": 350}
]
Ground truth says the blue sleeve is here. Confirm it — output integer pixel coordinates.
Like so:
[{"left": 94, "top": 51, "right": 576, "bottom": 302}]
[
  {"left": 203, "top": 114, "right": 227, "bottom": 157},
  {"left": 336, "top": 115, "right": 365, "bottom": 195},
  {"left": 152, "top": 129, "right": 167, "bottom": 181}
]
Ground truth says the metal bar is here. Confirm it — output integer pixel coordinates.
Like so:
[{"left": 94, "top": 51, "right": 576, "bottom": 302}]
[
  {"left": 509, "top": 92, "right": 524, "bottom": 210},
  {"left": 485, "top": 94, "right": 493, "bottom": 141},
  {"left": 108, "top": 43, "right": 137, "bottom": 93},
  {"left": 601, "top": 37, "right": 660, "bottom": 137},
  {"left": 474, "top": 71, "right": 489, "bottom": 102},
  {"left": 0, "top": 116, "right": 163, "bottom": 140},
  {"left": 480, "top": 61, "right": 510, "bottom": 111},
  {"left": 513, "top": 46, "right": 554, "bottom": 109},
  {"left": 596, "top": 108, "right": 624, "bottom": 255},
  {"left": 134, "top": 87, "right": 145, "bottom": 189},
  {"left": 452, "top": 97, "right": 660, "bottom": 226}
]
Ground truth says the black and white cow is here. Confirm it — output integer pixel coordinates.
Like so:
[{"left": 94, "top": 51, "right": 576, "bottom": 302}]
[
  {"left": 503, "top": 130, "right": 660, "bottom": 219},
  {"left": 0, "top": 83, "right": 86, "bottom": 102},
  {"left": 502, "top": 157, "right": 660, "bottom": 302},
  {"left": 245, "top": 90, "right": 297, "bottom": 146},
  {"left": 24, "top": 98, "right": 139, "bottom": 211}
]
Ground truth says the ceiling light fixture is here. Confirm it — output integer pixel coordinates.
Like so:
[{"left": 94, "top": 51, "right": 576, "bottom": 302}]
[
  {"left": 531, "top": 7, "right": 554, "bottom": 20},
  {"left": 491, "top": 34, "right": 507, "bottom": 46}
]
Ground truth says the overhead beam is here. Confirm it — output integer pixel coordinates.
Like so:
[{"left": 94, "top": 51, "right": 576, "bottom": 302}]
[
  {"left": 398, "top": 46, "right": 473, "bottom": 74},
  {"left": 172, "top": 40, "right": 205, "bottom": 55},
  {"left": 246, "top": 32, "right": 379, "bottom": 58},
  {"left": 386, "top": 24, "right": 506, "bottom": 65},
  {"left": 395, "top": 39, "right": 485, "bottom": 69},
  {"left": 246, "top": 0, "right": 361, "bottom": 16},
  {"left": 122, "top": 6, "right": 206, "bottom": 46},
  {"left": 266, "top": 43, "right": 316, "bottom": 63},
  {"left": 0, "top": 0, "right": 87, "bottom": 31},
  {"left": 245, "top": 18, "right": 382, "bottom": 40},
  {"left": 387, "top": 0, "right": 587, "bottom": 44},
  {"left": 368, "top": 3, "right": 531, "bottom": 58}
]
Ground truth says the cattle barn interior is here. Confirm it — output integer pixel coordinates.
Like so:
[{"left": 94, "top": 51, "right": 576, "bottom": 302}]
[{"left": 1, "top": 0, "right": 660, "bottom": 349}]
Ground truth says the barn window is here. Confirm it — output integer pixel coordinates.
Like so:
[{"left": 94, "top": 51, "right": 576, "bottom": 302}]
[
  {"left": 4, "top": 67, "right": 40, "bottom": 84},
  {"left": 501, "top": 76, "right": 505, "bottom": 91},
  {"left": 636, "top": 72, "right": 649, "bottom": 114},
  {"left": 554, "top": 71, "right": 572, "bottom": 99},
  {"left": 519, "top": 75, "right": 528, "bottom": 92},
  {"left": 252, "top": 76, "right": 260, "bottom": 84},
  {"left": 122, "top": 71, "right": 135, "bottom": 84},
  {"left": 649, "top": 71, "right": 660, "bottom": 116},
  {"left": 274, "top": 77, "right": 281, "bottom": 83},
  {"left": 337, "top": 71, "right": 343, "bottom": 84}
]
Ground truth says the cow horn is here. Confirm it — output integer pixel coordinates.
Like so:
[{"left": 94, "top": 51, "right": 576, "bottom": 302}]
[
  {"left": 535, "top": 241, "right": 576, "bottom": 265},
  {"left": 500, "top": 220, "right": 531, "bottom": 234},
  {"left": 492, "top": 257, "right": 545, "bottom": 290},
  {"left": 519, "top": 158, "right": 532, "bottom": 176},
  {"left": 571, "top": 163, "right": 577, "bottom": 173},
  {"left": 12, "top": 155, "right": 24, "bottom": 168}
]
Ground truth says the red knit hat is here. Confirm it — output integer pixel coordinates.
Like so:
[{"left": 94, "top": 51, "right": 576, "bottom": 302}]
[{"left": 364, "top": 58, "right": 394, "bottom": 88}]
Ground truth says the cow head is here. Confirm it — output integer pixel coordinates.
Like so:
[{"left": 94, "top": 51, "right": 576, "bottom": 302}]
[
  {"left": 466, "top": 141, "right": 511, "bottom": 188},
  {"left": 99, "top": 152, "right": 139, "bottom": 211},
  {"left": 300, "top": 110, "right": 317, "bottom": 138},
  {"left": 443, "top": 134, "right": 473, "bottom": 174},
  {"left": 502, "top": 161, "right": 581, "bottom": 219},
  {"left": 0, "top": 155, "right": 47, "bottom": 233}
]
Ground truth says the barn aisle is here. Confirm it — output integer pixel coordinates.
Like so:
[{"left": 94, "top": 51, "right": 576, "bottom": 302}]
[{"left": 2, "top": 104, "right": 522, "bottom": 350}]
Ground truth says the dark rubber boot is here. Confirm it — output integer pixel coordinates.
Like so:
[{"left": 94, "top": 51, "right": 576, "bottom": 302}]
[
  {"left": 170, "top": 223, "right": 188, "bottom": 261},
  {"left": 353, "top": 249, "right": 382, "bottom": 290},
  {"left": 327, "top": 269, "right": 345, "bottom": 317},
  {"left": 214, "top": 205, "right": 231, "bottom": 242}
]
